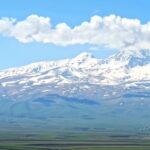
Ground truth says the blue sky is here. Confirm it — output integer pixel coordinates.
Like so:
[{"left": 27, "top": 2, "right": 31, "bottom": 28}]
[{"left": 0, "top": 0, "right": 150, "bottom": 69}]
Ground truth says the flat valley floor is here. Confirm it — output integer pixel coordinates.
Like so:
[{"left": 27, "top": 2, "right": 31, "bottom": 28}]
[{"left": 0, "top": 129, "right": 150, "bottom": 150}]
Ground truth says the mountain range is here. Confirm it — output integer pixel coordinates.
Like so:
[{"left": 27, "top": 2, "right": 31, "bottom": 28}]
[
  {"left": 0, "top": 49, "right": 149, "bottom": 101},
  {"left": 0, "top": 49, "right": 150, "bottom": 131}
]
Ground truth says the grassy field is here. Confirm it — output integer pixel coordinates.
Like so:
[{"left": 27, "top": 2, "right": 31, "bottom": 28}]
[
  {"left": 0, "top": 128, "right": 150, "bottom": 150},
  {"left": 0, "top": 141, "right": 150, "bottom": 150}
]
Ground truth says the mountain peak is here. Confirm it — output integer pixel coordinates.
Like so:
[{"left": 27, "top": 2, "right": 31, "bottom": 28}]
[
  {"left": 110, "top": 49, "right": 150, "bottom": 67},
  {"left": 114, "top": 49, "right": 150, "bottom": 59},
  {"left": 73, "top": 52, "right": 95, "bottom": 62}
]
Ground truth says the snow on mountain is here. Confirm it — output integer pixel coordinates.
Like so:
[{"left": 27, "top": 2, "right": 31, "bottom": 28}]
[
  {"left": 0, "top": 49, "right": 149, "bottom": 100},
  {"left": 109, "top": 49, "right": 150, "bottom": 67}
]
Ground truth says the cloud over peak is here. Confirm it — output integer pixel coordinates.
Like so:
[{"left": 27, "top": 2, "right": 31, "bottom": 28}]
[{"left": 0, "top": 14, "right": 150, "bottom": 50}]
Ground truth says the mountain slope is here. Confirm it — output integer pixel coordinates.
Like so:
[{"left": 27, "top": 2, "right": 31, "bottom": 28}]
[
  {"left": 0, "top": 49, "right": 150, "bottom": 131},
  {"left": 0, "top": 49, "right": 150, "bottom": 101}
]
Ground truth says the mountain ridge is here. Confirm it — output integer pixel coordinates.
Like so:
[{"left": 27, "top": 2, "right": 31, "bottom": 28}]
[{"left": 0, "top": 49, "right": 150, "bottom": 101}]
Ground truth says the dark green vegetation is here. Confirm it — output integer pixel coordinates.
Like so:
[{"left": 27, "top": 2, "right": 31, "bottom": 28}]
[{"left": 0, "top": 125, "right": 150, "bottom": 150}]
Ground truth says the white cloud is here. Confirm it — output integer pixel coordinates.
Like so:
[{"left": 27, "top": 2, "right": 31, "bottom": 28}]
[
  {"left": 89, "top": 46, "right": 100, "bottom": 51},
  {"left": 0, "top": 14, "right": 150, "bottom": 50},
  {"left": 0, "top": 17, "right": 15, "bottom": 36}
]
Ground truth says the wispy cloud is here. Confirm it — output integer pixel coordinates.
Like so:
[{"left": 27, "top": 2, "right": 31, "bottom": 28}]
[
  {"left": 88, "top": 46, "right": 100, "bottom": 51},
  {"left": 0, "top": 14, "right": 150, "bottom": 50},
  {"left": 92, "top": 9, "right": 101, "bottom": 15}
]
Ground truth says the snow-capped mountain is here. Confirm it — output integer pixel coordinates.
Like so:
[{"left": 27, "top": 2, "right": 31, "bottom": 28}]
[
  {"left": 0, "top": 49, "right": 150, "bottom": 131},
  {"left": 0, "top": 49, "right": 150, "bottom": 101}
]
